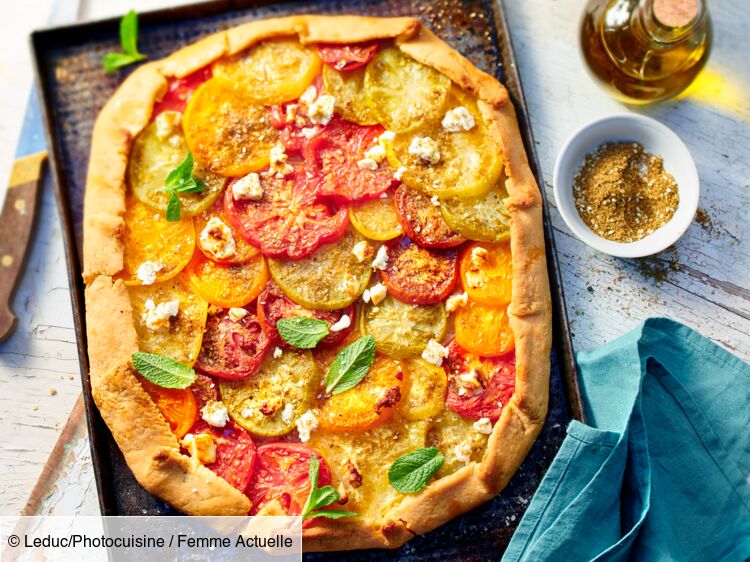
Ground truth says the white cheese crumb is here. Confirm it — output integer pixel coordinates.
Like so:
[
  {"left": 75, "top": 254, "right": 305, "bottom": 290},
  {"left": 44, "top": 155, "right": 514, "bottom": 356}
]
[
  {"left": 155, "top": 110, "right": 182, "bottom": 140},
  {"left": 352, "top": 240, "right": 373, "bottom": 263},
  {"left": 473, "top": 417, "right": 493, "bottom": 435},
  {"left": 285, "top": 103, "right": 298, "bottom": 122},
  {"left": 273, "top": 346, "right": 283, "bottom": 359},
  {"left": 470, "top": 246, "right": 489, "bottom": 265},
  {"left": 430, "top": 195, "right": 441, "bottom": 207},
  {"left": 457, "top": 369, "right": 483, "bottom": 396},
  {"left": 441, "top": 106, "right": 476, "bottom": 132},
  {"left": 295, "top": 410, "right": 319, "bottom": 443},
  {"left": 201, "top": 400, "right": 229, "bottom": 428},
  {"left": 356, "top": 157, "right": 379, "bottom": 171},
  {"left": 422, "top": 339, "right": 449, "bottom": 366},
  {"left": 136, "top": 260, "right": 163, "bottom": 285},
  {"left": 364, "top": 143, "right": 387, "bottom": 163},
  {"left": 445, "top": 292, "right": 468, "bottom": 313},
  {"left": 454, "top": 440, "right": 474, "bottom": 463},
  {"left": 280, "top": 403, "right": 296, "bottom": 425},
  {"left": 232, "top": 172, "right": 264, "bottom": 201},
  {"left": 300, "top": 126, "right": 319, "bottom": 139},
  {"left": 142, "top": 299, "right": 179, "bottom": 332},
  {"left": 361, "top": 288, "right": 371, "bottom": 303},
  {"left": 394, "top": 166, "right": 407, "bottom": 181},
  {"left": 329, "top": 314, "right": 351, "bottom": 332},
  {"left": 269, "top": 143, "right": 294, "bottom": 177},
  {"left": 368, "top": 283, "right": 387, "bottom": 306},
  {"left": 199, "top": 217, "right": 236, "bottom": 261},
  {"left": 408, "top": 136, "right": 441, "bottom": 165},
  {"left": 227, "top": 307, "right": 248, "bottom": 322},
  {"left": 308, "top": 95, "right": 335, "bottom": 126},
  {"left": 371, "top": 245, "right": 389, "bottom": 270},
  {"left": 378, "top": 130, "right": 396, "bottom": 144},
  {"left": 299, "top": 85, "right": 317, "bottom": 106}
]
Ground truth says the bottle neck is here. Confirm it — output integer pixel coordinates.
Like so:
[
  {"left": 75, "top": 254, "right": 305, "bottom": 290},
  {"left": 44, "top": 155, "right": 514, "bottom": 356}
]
[{"left": 638, "top": 0, "right": 707, "bottom": 43}]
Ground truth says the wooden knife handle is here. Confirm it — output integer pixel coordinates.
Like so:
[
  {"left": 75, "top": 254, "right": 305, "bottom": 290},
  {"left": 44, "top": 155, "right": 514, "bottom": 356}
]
[{"left": 0, "top": 151, "right": 46, "bottom": 343}]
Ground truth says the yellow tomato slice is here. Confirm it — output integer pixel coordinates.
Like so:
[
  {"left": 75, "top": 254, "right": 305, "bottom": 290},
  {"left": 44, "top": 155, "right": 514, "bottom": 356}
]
[
  {"left": 194, "top": 201, "right": 259, "bottom": 264},
  {"left": 459, "top": 241, "right": 513, "bottom": 305},
  {"left": 139, "top": 377, "right": 198, "bottom": 439},
  {"left": 213, "top": 39, "right": 321, "bottom": 104},
  {"left": 119, "top": 198, "right": 195, "bottom": 286},
  {"left": 399, "top": 357, "right": 447, "bottom": 421},
  {"left": 187, "top": 252, "right": 268, "bottom": 308},
  {"left": 128, "top": 273, "right": 208, "bottom": 366},
  {"left": 322, "top": 65, "right": 379, "bottom": 125},
  {"left": 318, "top": 354, "right": 404, "bottom": 433},
  {"left": 183, "top": 77, "right": 280, "bottom": 176},
  {"left": 348, "top": 195, "right": 403, "bottom": 241},
  {"left": 440, "top": 185, "right": 511, "bottom": 242},
  {"left": 454, "top": 300, "right": 515, "bottom": 357}
]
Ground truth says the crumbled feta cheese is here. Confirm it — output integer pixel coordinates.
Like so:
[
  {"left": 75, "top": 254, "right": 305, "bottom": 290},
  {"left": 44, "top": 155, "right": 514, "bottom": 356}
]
[
  {"left": 201, "top": 400, "right": 229, "bottom": 428},
  {"left": 285, "top": 103, "right": 298, "bottom": 122},
  {"left": 227, "top": 307, "right": 248, "bottom": 322},
  {"left": 295, "top": 410, "right": 319, "bottom": 443},
  {"left": 142, "top": 299, "right": 179, "bottom": 332},
  {"left": 408, "top": 136, "right": 441, "bottom": 164},
  {"left": 473, "top": 417, "right": 493, "bottom": 435},
  {"left": 308, "top": 95, "right": 335, "bottom": 126},
  {"left": 454, "top": 440, "right": 474, "bottom": 463},
  {"left": 470, "top": 246, "right": 489, "bottom": 266},
  {"left": 269, "top": 143, "right": 294, "bottom": 177},
  {"left": 232, "top": 172, "right": 264, "bottom": 201},
  {"left": 362, "top": 288, "right": 371, "bottom": 303},
  {"left": 357, "top": 157, "right": 379, "bottom": 171},
  {"left": 199, "top": 217, "right": 236, "bottom": 261},
  {"left": 299, "top": 85, "right": 317, "bottom": 106},
  {"left": 330, "top": 314, "right": 351, "bottom": 332},
  {"left": 352, "top": 240, "right": 373, "bottom": 263},
  {"left": 445, "top": 292, "right": 468, "bottom": 313},
  {"left": 457, "top": 369, "right": 483, "bottom": 396},
  {"left": 430, "top": 195, "right": 441, "bottom": 206},
  {"left": 371, "top": 245, "right": 389, "bottom": 270},
  {"left": 441, "top": 106, "right": 476, "bottom": 132},
  {"left": 280, "top": 403, "right": 296, "bottom": 425},
  {"left": 422, "top": 339, "right": 449, "bottom": 366},
  {"left": 273, "top": 346, "right": 283, "bottom": 359},
  {"left": 364, "top": 143, "right": 387, "bottom": 163},
  {"left": 378, "top": 130, "right": 396, "bottom": 144},
  {"left": 181, "top": 433, "right": 216, "bottom": 465},
  {"left": 368, "top": 283, "right": 387, "bottom": 305},
  {"left": 394, "top": 166, "right": 407, "bottom": 181},
  {"left": 155, "top": 110, "right": 182, "bottom": 140},
  {"left": 300, "top": 127, "right": 319, "bottom": 139},
  {"left": 136, "top": 260, "right": 163, "bottom": 285}
]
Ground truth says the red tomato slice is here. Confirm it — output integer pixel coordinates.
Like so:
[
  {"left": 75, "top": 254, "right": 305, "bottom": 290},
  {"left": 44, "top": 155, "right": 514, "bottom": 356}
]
[
  {"left": 257, "top": 282, "right": 354, "bottom": 348},
  {"left": 380, "top": 237, "right": 458, "bottom": 305},
  {"left": 247, "top": 443, "right": 332, "bottom": 515},
  {"left": 224, "top": 166, "right": 349, "bottom": 260},
  {"left": 269, "top": 102, "right": 323, "bottom": 153},
  {"left": 190, "top": 420, "right": 256, "bottom": 492},
  {"left": 444, "top": 341, "right": 516, "bottom": 422},
  {"left": 190, "top": 373, "right": 218, "bottom": 408},
  {"left": 318, "top": 42, "right": 379, "bottom": 71},
  {"left": 194, "top": 308, "right": 270, "bottom": 380},
  {"left": 304, "top": 118, "right": 396, "bottom": 202},
  {"left": 394, "top": 185, "right": 466, "bottom": 249},
  {"left": 152, "top": 67, "right": 212, "bottom": 117}
]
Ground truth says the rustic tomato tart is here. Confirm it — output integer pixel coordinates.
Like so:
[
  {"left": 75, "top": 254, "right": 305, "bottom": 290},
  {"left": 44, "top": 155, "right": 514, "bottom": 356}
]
[{"left": 83, "top": 15, "right": 551, "bottom": 552}]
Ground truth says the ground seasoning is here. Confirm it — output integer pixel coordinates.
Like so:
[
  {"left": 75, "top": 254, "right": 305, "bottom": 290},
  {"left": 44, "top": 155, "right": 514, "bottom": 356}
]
[{"left": 573, "top": 142, "right": 679, "bottom": 243}]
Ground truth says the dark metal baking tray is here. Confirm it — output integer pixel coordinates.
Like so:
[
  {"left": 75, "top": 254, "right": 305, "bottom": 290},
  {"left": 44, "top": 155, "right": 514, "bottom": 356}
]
[{"left": 31, "top": 0, "right": 582, "bottom": 558}]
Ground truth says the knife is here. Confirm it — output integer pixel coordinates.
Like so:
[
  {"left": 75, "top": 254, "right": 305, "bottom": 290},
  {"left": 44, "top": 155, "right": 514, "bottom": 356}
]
[{"left": 0, "top": 0, "right": 81, "bottom": 342}]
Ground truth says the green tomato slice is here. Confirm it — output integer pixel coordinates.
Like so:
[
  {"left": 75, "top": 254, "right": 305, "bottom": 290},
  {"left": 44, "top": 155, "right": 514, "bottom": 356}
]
[
  {"left": 360, "top": 294, "right": 446, "bottom": 358},
  {"left": 440, "top": 186, "right": 512, "bottom": 242},
  {"left": 322, "top": 65, "right": 379, "bottom": 126},
  {"left": 219, "top": 349, "right": 319, "bottom": 437},
  {"left": 268, "top": 230, "right": 372, "bottom": 311},
  {"left": 128, "top": 119, "right": 226, "bottom": 216}
]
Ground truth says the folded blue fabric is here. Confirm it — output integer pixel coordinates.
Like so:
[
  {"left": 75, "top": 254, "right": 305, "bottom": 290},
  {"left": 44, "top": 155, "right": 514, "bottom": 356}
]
[{"left": 503, "top": 317, "right": 750, "bottom": 562}]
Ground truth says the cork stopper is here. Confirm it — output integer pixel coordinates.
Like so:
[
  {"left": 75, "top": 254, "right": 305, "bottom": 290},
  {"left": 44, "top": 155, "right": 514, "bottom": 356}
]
[{"left": 653, "top": 0, "right": 698, "bottom": 28}]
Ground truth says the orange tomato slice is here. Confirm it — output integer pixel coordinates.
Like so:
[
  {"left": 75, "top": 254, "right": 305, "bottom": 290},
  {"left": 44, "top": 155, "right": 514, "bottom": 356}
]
[
  {"left": 194, "top": 200, "right": 259, "bottom": 265},
  {"left": 318, "top": 354, "right": 403, "bottom": 433},
  {"left": 454, "top": 300, "right": 515, "bottom": 357},
  {"left": 459, "top": 241, "right": 512, "bottom": 306},
  {"left": 139, "top": 377, "right": 198, "bottom": 438},
  {"left": 187, "top": 251, "right": 268, "bottom": 308},
  {"left": 119, "top": 197, "right": 195, "bottom": 286}
]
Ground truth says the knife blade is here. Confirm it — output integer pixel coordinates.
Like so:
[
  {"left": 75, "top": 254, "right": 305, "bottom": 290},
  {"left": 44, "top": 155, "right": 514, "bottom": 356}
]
[{"left": 0, "top": 0, "right": 81, "bottom": 342}]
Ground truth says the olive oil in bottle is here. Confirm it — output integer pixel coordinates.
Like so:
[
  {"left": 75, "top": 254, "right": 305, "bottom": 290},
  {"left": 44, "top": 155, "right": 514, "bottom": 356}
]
[{"left": 580, "top": 0, "right": 712, "bottom": 104}]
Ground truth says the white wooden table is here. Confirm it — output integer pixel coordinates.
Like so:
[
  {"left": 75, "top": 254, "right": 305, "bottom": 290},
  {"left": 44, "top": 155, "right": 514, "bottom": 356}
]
[{"left": 0, "top": 0, "right": 747, "bottom": 516}]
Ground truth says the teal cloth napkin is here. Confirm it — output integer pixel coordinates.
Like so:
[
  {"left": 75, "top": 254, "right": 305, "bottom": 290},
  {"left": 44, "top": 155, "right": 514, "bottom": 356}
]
[{"left": 503, "top": 317, "right": 750, "bottom": 562}]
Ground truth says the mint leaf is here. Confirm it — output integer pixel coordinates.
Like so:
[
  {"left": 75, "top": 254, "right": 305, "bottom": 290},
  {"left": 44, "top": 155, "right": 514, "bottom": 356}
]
[
  {"left": 102, "top": 10, "right": 147, "bottom": 73},
  {"left": 388, "top": 447, "right": 444, "bottom": 494},
  {"left": 102, "top": 52, "right": 144, "bottom": 73},
  {"left": 166, "top": 193, "right": 181, "bottom": 222},
  {"left": 301, "top": 456, "right": 358, "bottom": 520},
  {"left": 276, "top": 317, "right": 329, "bottom": 349},
  {"left": 165, "top": 152, "right": 195, "bottom": 189},
  {"left": 132, "top": 352, "right": 195, "bottom": 389},
  {"left": 323, "top": 335, "right": 375, "bottom": 395}
]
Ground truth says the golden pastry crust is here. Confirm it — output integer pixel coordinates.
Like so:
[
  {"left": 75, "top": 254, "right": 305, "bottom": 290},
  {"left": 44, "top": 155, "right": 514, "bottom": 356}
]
[{"left": 83, "top": 15, "right": 551, "bottom": 552}]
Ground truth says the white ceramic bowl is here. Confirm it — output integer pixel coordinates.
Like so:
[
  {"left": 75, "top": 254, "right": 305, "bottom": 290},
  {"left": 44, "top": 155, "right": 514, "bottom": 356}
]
[{"left": 553, "top": 113, "right": 699, "bottom": 258}]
